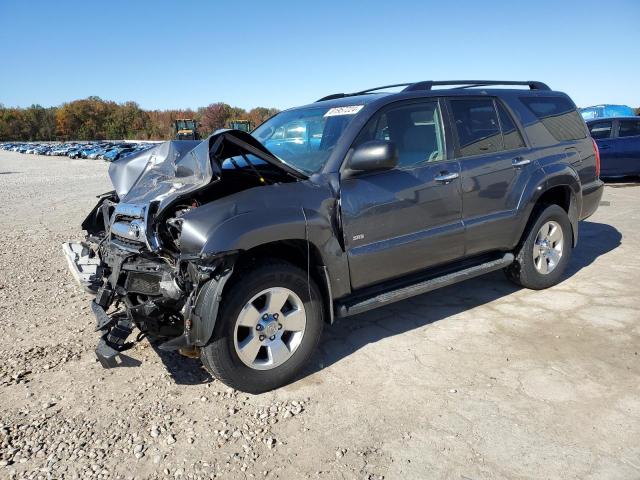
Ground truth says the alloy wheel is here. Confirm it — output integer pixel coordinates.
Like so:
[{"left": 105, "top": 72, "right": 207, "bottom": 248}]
[
  {"left": 533, "top": 220, "right": 564, "bottom": 274},
  {"left": 233, "top": 287, "right": 306, "bottom": 370}
]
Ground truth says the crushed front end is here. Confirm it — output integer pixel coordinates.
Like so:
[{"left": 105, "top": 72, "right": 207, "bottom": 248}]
[
  {"left": 63, "top": 195, "right": 233, "bottom": 367},
  {"left": 62, "top": 131, "right": 299, "bottom": 367}
]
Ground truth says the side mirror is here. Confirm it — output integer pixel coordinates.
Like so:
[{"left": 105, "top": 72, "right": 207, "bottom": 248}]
[{"left": 348, "top": 140, "right": 399, "bottom": 174}]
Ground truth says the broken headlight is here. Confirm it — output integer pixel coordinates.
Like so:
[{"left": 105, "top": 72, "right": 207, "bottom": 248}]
[{"left": 165, "top": 201, "right": 198, "bottom": 249}]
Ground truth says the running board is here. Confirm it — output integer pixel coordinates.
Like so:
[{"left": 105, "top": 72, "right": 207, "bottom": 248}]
[{"left": 336, "top": 253, "right": 514, "bottom": 318}]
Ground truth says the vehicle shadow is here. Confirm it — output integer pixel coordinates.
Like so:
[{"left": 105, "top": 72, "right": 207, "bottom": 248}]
[
  {"left": 151, "top": 346, "right": 214, "bottom": 385},
  {"left": 565, "top": 220, "right": 621, "bottom": 276},
  {"left": 303, "top": 220, "right": 621, "bottom": 378}
]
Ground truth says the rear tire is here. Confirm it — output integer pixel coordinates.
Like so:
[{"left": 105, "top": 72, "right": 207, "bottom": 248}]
[
  {"left": 505, "top": 204, "right": 573, "bottom": 290},
  {"left": 199, "top": 260, "right": 324, "bottom": 393}
]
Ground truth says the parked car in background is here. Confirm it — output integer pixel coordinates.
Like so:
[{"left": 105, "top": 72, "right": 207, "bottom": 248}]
[
  {"left": 0, "top": 141, "right": 158, "bottom": 159},
  {"left": 103, "top": 145, "right": 136, "bottom": 162},
  {"left": 587, "top": 117, "right": 640, "bottom": 178},
  {"left": 580, "top": 104, "right": 635, "bottom": 120}
]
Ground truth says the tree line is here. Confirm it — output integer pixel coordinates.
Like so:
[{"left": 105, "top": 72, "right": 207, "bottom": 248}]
[
  {"left": 2, "top": 98, "right": 637, "bottom": 142},
  {"left": 0, "top": 97, "right": 280, "bottom": 141}
]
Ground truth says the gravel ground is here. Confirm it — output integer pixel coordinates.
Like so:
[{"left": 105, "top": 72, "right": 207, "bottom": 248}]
[{"left": 0, "top": 150, "right": 639, "bottom": 480}]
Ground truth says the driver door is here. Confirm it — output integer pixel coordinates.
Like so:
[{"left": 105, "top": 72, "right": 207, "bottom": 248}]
[{"left": 339, "top": 99, "right": 464, "bottom": 290}]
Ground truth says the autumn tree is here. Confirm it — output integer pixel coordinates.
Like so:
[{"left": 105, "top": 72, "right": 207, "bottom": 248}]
[
  {"left": 0, "top": 98, "right": 279, "bottom": 141},
  {"left": 247, "top": 107, "right": 279, "bottom": 128},
  {"left": 105, "top": 101, "right": 150, "bottom": 139},
  {"left": 0, "top": 106, "right": 28, "bottom": 140},
  {"left": 199, "top": 103, "right": 231, "bottom": 135},
  {"left": 56, "top": 97, "right": 116, "bottom": 140}
]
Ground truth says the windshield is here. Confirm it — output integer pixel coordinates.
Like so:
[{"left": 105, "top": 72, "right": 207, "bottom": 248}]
[{"left": 251, "top": 105, "right": 363, "bottom": 174}]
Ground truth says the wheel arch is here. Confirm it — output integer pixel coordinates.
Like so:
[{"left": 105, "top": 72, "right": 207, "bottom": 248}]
[
  {"left": 517, "top": 167, "right": 581, "bottom": 248},
  {"left": 231, "top": 239, "right": 334, "bottom": 325},
  {"left": 190, "top": 237, "right": 334, "bottom": 353}
]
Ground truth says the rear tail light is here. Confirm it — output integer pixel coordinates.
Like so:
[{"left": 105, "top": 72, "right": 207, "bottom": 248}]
[{"left": 592, "top": 138, "right": 601, "bottom": 178}]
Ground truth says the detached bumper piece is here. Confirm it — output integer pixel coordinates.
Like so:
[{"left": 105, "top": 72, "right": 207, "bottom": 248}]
[
  {"left": 62, "top": 242, "right": 101, "bottom": 293},
  {"left": 91, "top": 301, "right": 137, "bottom": 368}
]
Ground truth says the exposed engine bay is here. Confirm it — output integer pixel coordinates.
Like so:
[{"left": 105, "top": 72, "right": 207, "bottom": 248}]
[{"left": 63, "top": 130, "right": 302, "bottom": 366}]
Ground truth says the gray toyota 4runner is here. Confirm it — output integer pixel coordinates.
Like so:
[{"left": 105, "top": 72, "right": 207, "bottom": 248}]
[{"left": 64, "top": 80, "right": 604, "bottom": 393}]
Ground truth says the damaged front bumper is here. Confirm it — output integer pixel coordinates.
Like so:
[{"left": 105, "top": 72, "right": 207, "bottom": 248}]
[{"left": 62, "top": 237, "right": 233, "bottom": 368}]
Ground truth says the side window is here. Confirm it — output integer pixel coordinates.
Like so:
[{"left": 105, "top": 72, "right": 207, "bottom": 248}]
[
  {"left": 520, "top": 96, "right": 586, "bottom": 142},
  {"left": 588, "top": 121, "right": 613, "bottom": 140},
  {"left": 496, "top": 101, "right": 525, "bottom": 150},
  {"left": 450, "top": 98, "right": 502, "bottom": 157},
  {"left": 618, "top": 120, "right": 640, "bottom": 138},
  {"left": 354, "top": 100, "right": 445, "bottom": 167}
]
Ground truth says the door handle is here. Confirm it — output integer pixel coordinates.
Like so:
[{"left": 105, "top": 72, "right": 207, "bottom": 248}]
[
  {"left": 434, "top": 172, "right": 459, "bottom": 183},
  {"left": 599, "top": 144, "right": 611, "bottom": 150},
  {"left": 512, "top": 157, "right": 531, "bottom": 168}
]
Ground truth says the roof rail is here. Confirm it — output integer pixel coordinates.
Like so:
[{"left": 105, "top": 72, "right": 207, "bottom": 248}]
[
  {"left": 316, "top": 84, "right": 414, "bottom": 102},
  {"left": 355, "top": 83, "right": 414, "bottom": 95},
  {"left": 315, "top": 80, "right": 550, "bottom": 102},
  {"left": 403, "top": 80, "right": 550, "bottom": 91},
  {"left": 315, "top": 93, "right": 349, "bottom": 102}
]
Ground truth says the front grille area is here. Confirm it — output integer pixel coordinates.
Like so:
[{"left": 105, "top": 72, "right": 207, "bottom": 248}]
[
  {"left": 111, "top": 234, "right": 143, "bottom": 248},
  {"left": 124, "top": 272, "right": 162, "bottom": 295}
]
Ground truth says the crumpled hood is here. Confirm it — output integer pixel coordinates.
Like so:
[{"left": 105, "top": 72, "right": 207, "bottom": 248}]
[
  {"left": 109, "top": 139, "right": 211, "bottom": 209},
  {"left": 108, "top": 129, "right": 301, "bottom": 215}
]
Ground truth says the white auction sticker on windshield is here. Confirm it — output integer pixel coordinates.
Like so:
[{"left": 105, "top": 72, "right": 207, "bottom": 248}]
[{"left": 323, "top": 105, "right": 364, "bottom": 117}]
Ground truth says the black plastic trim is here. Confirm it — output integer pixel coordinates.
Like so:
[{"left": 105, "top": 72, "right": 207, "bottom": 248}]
[{"left": 336, "top": 253, "right": 514, "bottom": 317}]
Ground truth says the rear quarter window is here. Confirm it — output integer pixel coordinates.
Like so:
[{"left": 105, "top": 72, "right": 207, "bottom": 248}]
[
  {"left": 618, "top": 119, "right": 640, "bottom": 138},
  {"left": 520, "top": 96, "right": 586, "bottom": 142}
]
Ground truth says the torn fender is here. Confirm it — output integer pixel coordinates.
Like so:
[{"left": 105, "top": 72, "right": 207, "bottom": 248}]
[{"left": 177, "top": 179, "right": 329, "bottom": 256}]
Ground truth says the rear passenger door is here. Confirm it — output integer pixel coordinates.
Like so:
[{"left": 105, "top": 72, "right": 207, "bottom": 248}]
[
  {"left": 340, "top": 99, "right": 464, "bottom": 290},
  {"left": 447, "top": 97, "right": 532, "bottom": 256},
  {"left": 614, "top": 119, "right": 640, "bottom": 176},
  {"left": 588, "top": 120, "right": 617, "bottom": 176}
]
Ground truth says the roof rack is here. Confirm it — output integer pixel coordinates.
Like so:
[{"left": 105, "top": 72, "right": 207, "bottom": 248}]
[
  {"left": 316, "top": 80, "right": 550, "bottom": 102},
  {"left": 404, "top": 80, "right": 551, "bottom": 91}
]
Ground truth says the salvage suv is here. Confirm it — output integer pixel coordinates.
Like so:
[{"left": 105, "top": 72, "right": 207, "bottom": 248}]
[{"left": 64, "top": 80, "right": 604, "bottom": 393}]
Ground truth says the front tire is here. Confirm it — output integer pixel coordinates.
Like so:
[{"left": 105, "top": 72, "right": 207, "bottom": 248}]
[
  {"left": 505, "top": 204, "right": 573, "bottom": 290},
  {"left": 199, "top": 260, "right": 324, "bottom": 393}
]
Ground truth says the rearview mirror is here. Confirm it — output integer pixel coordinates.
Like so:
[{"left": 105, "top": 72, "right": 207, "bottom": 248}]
[{"left": 348, "top": 140, "right": 399, "bottom": 174}]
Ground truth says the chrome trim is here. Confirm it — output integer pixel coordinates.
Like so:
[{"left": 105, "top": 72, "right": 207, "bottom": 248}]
[
  {"left": 110, "top": 202, "right": 159, "bottom": 251},
  {"left": 113, "top": 203, "right": 146, "bottom": 219},
  {"left": 512, "top": 157, "right": 532, "bottom": 167},
  {"left": 111, "top": 220, "right": 144, "bottom": 242},
  {"left": 434, "top": 172, "right": 459, "bottom": 183}
]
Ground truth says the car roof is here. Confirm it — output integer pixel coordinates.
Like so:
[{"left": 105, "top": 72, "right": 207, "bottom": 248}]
[
  {"left": 293, "top": 81, "right": 567, "bottom": 112},
  {"left": 586, "top": 116, "right": 640, "bottom": 122}
]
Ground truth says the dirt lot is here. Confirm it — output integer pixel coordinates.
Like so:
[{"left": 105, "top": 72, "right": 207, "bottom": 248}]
[{"left": 0, "top": 150, "right": 638, "bottom": 480}]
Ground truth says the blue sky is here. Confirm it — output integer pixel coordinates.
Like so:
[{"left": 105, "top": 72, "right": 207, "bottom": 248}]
[{"left": 1, "top": 0, "right": 638, "bottom": 110}]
